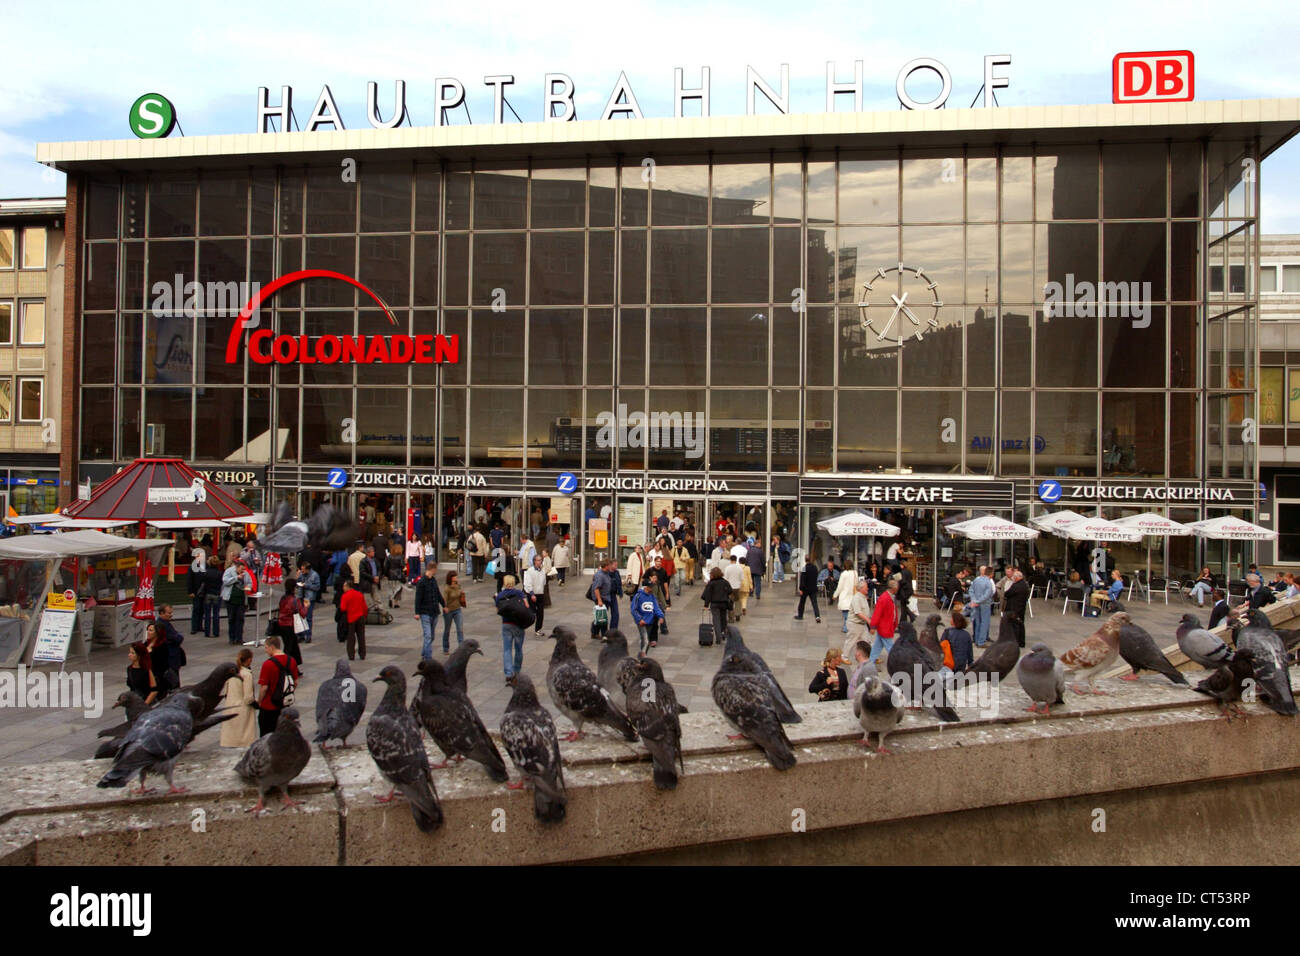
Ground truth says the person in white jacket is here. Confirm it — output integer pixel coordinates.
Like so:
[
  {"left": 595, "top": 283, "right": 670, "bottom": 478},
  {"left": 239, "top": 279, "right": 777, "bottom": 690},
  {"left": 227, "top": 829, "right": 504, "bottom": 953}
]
[
  {"left": 625, "top": 546, "right": 645, "bottom": 593},
  {"left": 551, "top": 540, "right": 571, "bottom": 585},
  {"left": 522, "top": 554, "right": 548, "bottom": 636},
  {"left": 833, "top": 563, "right": 859, "bottom": 634},
  {"left": 219, "top": 648, "right": 258, "bottom": 748}
]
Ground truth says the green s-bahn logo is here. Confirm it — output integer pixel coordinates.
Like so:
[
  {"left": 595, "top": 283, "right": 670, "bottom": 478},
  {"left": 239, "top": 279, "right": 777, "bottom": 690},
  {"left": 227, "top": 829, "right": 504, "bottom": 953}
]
[{"left": 129, "top": 93, "right": 177, "bottom": 138}]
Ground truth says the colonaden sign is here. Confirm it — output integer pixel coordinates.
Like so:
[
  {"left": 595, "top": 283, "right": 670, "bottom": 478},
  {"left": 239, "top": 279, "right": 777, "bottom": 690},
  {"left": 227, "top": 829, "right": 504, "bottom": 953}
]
[{"left": 223, "top": 270, "right": 460, "bottom": 366}]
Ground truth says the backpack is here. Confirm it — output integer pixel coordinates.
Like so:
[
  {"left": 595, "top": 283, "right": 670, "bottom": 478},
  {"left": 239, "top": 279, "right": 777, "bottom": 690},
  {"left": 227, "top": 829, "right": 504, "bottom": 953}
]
[
  {"left": 779, "top": 541, "right": 792, "bottom": 563},
  {"left": 269, "top": 655, "right": 296, "bottom": 708},
  {"left": 497, "top": 591, "right": 536, "bottom": 628}
]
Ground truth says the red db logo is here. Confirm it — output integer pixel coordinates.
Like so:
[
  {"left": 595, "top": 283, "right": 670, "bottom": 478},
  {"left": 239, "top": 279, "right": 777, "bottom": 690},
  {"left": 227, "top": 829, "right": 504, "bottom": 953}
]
[{"left": 1112, "top": 51, "right": 1194, "bottom": 104}]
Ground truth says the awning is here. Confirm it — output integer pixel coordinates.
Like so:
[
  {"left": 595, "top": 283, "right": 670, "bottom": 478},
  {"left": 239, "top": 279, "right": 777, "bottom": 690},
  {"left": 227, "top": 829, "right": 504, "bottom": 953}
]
[
  {"left": 46, "top": 518, "right": 137, "bottom": 530},
  {"left": 3, "top": 512, "right": 66, "bottom": 526},
  {"left": 0, "top": 529, "right": 173, "bottom": 560},
  {"left": 145, "top": 519, "right": 232, "bottom": 530}
]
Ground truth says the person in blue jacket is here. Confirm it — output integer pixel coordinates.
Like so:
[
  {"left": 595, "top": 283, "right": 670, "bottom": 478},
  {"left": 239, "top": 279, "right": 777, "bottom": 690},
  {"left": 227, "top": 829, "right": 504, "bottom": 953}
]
[{"left": 630, "top": 581, "right": 666, "bottom": 655}]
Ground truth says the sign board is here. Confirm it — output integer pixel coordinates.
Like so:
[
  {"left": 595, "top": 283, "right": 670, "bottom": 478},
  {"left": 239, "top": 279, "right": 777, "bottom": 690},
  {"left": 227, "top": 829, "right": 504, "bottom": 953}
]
[
  {"left": 32, "top": 608, "right": 82, "bottom": 664},
  {"left": 588, "top": 518, "right": 606, "bottom": 547},
  {"left": 147, "top": 481, "right": 204, "bottom": 504},
  {"left": 617, "top": 501, "right": 646, "bottom": 546},
  {"left": 1112, "top": 50, "right": 1194, "bottom": 104},
  {"left": 1047, "top": 483, "right": 1252, "bottom": 503},
  {"left": 800, "top": 477, "right": 1015, "bottom": 510},
  {"left": 46, "top": 591, "right": 76, "bottom": 611}
]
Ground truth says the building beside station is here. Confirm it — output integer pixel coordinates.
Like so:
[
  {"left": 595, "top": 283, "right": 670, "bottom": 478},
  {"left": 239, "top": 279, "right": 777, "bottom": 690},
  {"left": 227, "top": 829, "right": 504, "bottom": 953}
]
[
  {"left": 36, "top": 97, "right": 1300, "bottom": 588},
  {"left": 0, "top": 198, "right": 65, "bottom": 516}
]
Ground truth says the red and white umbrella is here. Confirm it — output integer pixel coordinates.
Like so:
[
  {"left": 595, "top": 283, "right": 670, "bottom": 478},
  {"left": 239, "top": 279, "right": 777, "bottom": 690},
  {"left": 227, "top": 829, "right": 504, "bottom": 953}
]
[
  {"left": 946, "top": 516, "right": 1040, "bottom": 540},
  {"left": 1186, "top": 515, "right": 1278, "bottom": 541},
  {"left": 131, "top": 555, "right": 156, "bottom": 620},
  {"left": 262, "top": 551, "right": 284, "bottom": 587},
  {"left": 1111, "top": 512, "right": 1191, "bottom": 602},
  {"left": 1028, "top": 510, "right": 1090, "bottom": 536},
  {"left": 1056, "top": 516, "right": 1142, "bottom": 543}
]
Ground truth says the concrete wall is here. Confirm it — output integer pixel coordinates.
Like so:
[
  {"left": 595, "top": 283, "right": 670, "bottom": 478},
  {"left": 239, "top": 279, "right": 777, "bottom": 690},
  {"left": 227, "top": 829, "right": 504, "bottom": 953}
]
[{"left": 3, "top": 611, "right": 1297, "bottom": 865}]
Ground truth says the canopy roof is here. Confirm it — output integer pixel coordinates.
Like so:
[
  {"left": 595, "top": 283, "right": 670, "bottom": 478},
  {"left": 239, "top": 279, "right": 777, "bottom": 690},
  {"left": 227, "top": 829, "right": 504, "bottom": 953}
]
[
  {"left": 0, "top": 529, "right": 172, "bottom": 560},
  {"left": 62, "top": 458, "right": 253, "bottom": 524}
]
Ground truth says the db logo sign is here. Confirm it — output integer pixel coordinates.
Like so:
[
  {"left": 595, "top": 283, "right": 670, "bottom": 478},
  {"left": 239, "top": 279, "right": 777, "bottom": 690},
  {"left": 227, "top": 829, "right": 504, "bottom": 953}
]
[{"left": 1112, "top": 51, "right": 1194, "bottom": 104}]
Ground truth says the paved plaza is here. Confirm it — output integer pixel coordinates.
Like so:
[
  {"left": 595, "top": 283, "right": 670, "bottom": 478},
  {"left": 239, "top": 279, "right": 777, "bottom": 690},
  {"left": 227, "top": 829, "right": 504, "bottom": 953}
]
[{"left": 0, "top": 573, "right": 1210, "bottom": 768}]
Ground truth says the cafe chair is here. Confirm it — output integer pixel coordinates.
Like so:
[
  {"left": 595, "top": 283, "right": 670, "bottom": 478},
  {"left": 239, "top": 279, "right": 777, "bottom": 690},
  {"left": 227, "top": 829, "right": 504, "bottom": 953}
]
[{"left": 1061, "top": 582, "right": 1086, "bottom": 616}]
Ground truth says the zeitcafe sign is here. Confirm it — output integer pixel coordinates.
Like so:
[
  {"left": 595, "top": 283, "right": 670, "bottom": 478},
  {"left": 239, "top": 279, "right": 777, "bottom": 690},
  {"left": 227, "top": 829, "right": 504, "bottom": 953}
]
[{"left": 253, "top": 56, "right": 1014, "bottom": 131}]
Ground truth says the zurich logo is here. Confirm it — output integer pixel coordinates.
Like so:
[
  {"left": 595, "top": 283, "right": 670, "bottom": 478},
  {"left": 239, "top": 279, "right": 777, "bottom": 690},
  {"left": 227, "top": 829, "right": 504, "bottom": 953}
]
[
  {"left": 556, "top": 472, "right": 577, "bottom": 495},
  {"left": 327, "top": 468, "right": 349, "bottom": 489},
  {"left": 1037, "top": 480, "right": 1062, "bottom": 503}
]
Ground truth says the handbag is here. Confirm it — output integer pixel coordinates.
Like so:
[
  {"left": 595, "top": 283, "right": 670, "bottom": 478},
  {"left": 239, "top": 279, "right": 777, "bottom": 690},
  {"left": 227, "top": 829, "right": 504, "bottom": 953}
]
[
  {"left": 593, "top": 605, "right": 609, "bottom": 627},
  {"left": 293, "top": 612, "right": 309, "bottom": 634},
  {"left": 486, "top": 559, "right": 497, "bottom": 577},
  {"left": 623, "top": 577, "right": 638, "bottom": 596},
  {"left": 542, "top": 582, "right": 552, "bottom": 609}
]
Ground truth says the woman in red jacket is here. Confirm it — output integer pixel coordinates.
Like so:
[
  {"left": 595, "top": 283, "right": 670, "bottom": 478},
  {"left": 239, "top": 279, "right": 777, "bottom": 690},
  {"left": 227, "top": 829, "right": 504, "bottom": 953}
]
[{"left": 276, "top": 579, "right": 308, "bottom": 668}]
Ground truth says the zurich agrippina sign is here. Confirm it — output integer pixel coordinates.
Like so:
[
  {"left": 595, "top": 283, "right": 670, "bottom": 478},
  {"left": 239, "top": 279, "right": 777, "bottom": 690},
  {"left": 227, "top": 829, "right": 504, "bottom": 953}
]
[{"left": 253, "top": 56, "right": 1013, "bottom": 131}]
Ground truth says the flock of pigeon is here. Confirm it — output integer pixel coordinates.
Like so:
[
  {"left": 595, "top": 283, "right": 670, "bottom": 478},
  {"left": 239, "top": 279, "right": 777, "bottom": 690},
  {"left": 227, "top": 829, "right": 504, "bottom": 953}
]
[{"left": 89, "top": 604, "right": 1297, "bottom": 828}]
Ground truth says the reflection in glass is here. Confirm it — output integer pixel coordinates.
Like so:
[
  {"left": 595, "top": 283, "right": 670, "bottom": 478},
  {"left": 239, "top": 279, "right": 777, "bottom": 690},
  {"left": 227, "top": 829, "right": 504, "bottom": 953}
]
[
  {"left": 710, "top": 389, "right": 765, "bottom": 472},
  {"left": 711, "top": 308, "right": 768, "bottom": 386},
  {"left": 1035, "top": 146, "right": 1098, "bottom": 220},
  {"left": 840, "top": 307, "right": 897, "bottom": 387},
  {"left": 1001, "top": 152, "right": 1032, "bottom": 221},
  {"left": 804, "top": 390, "right": 833, "bottom": 472},
  {"left": 1000, "top": 391, "right": 1031, "bottom": 475},
  {"left": 837, "top": 391, "right": 896, "bottom": 472},
  {"left": 529, "top": 311, "right": 583, "bottom": 386},
  {"left": 143, "top": 387, "right": 193, "bottom": 457},
  {"left": 1103, "top": 222, "right": 1166, "bottom": 300},
  {"left": 839, "top": 156, "right": 897, "bottom": 224},
  {"left": 967, "top": 154, "right": 997, "bottom": 222},
  {"left": 528, "top": 388, "right": 583, "bottom": 470},
  {"left": 650, "top": 228, "right": 706, "bottom": 302},
  {"left": 1104, "top": 143, "right": 1166, "bottom": 219},
  {"left": 649, "top": 388, "right": 705, "bottom": 471},
  {"left": 1103, "top": 308, "right": 1166, "bottom": 389},
  {"left": 469, "top": 388, "right": 523, "bottom": 467},
  {"left": 649, "top": 308, "right": 706, "bottom": 385},
  {"left": 902, "top": 153, "right": 962, "bottom": 223},
  {"left": 1036, "top": 391, "right": 1097, "bottom": 477},
  {"left": 530, "top": 233, "right": 584, "bottom": 305},
  {"left": 901, "top": 391, "right": 961, "bottom": 470},
  {"left": 81, "top": 388, "right": 115, "bottom": 460},
  {"left": 474, "top": 169, "right": 527, "bottom": 229},
  {"left": 712, "top": 162, "right": 769, "bottom": 224},
  {"left": 471, "top": 233, "right": 526, "bottom": 305},
  {"left": 966, "top": 391, "right": 996, "bottom": 474},
  {"left": 470, "top": 310, "right": 524, "bottom": 384},
  {"left": 440, "top": 387, "right": 466, "bottom": 467},
  {"left": 1102, "top": 393, "right": 1165, "bottom": 477},
  {"left": 712, "top": 227, "right": 768, "bottom": 303},
  {"left": 900, "top": 305, "right": 963, "bottom": 387},
  {"left": 531, "top": 166, "right": 585, "bottom": 228}
]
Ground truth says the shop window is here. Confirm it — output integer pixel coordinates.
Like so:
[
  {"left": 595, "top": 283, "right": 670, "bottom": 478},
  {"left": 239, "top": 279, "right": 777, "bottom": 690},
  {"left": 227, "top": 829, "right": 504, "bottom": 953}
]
[
  {"left": 21, "top": 227, "right": 47, "bottom": 269},
  {"left": 1285, "top": 265, "right": 1300, "bottom": 293},
  {"left": 0, "top": 302, "right": 10, "bottom": 345},
  {"left": 17, "top": 378, "right": 42, "bottom": 423},
  {"left": 0, "top": 379, "right": 9, "bottom": 421},
  {"left": 20, "top": 302, "right": 45, "bottom": 345},
  {"left": 0, "top": 229, "right": 13, "bottom": 268}
]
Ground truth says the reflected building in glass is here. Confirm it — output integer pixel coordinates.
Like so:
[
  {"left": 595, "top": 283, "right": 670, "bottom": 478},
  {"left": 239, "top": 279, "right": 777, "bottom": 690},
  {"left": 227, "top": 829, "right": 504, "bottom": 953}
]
[{"left": 43, "top": 100, "right": 1299, "bottom": 585}]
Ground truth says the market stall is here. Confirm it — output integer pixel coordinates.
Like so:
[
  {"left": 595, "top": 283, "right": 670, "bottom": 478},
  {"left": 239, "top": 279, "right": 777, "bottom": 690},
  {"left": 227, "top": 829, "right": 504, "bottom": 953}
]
[{"left": 0, "top": 530, "right": 172, "bottom": 668}]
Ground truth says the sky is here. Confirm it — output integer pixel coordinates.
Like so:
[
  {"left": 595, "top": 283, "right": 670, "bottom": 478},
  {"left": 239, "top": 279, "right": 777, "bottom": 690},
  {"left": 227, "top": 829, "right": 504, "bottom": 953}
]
[{"left": 4, "top": 0, "right": 1300, "bottom": 230}]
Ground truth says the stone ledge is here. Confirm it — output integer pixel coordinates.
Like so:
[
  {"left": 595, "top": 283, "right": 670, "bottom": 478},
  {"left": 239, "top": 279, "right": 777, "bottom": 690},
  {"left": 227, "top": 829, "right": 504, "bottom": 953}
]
[{"left": 2, "top": 662, "right": 1295, "bottom": 865}]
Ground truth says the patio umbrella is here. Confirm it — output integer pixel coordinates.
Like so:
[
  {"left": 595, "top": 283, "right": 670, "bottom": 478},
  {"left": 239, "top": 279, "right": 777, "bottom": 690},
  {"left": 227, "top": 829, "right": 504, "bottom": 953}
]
[
  {"left": 1186, "top": 516, "right": 1278, "bottom": 582},
  {"left": 815, "top": 511, "right": 899, "bottom": 574},
  {"left": 1056, "top": 516, "right": 1143, "bottom": 543},
  {"left": 946, "top": 516, "right": 1040, "bottom": 584},
  {"left": 131, "top": 555, "right": 157, "bottom": 621},
  {"left": 1112, "top": 513, "right": 1190, "bottom": 602},
  {"left": 1028, "top": 510, "right": 1089, "bottom": 536}
]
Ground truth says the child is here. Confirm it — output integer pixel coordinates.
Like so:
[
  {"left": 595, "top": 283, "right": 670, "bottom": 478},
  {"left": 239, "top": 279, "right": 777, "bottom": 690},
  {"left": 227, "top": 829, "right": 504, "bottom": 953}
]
[{"left": 942, "top": 610, "right": 974, "bottom": 673}]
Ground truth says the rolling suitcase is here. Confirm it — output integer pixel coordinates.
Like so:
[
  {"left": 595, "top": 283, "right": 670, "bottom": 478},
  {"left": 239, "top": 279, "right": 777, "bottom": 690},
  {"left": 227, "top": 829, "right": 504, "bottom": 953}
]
[{"left": 698, "top": 611, "right": 715, "bottom": 647}]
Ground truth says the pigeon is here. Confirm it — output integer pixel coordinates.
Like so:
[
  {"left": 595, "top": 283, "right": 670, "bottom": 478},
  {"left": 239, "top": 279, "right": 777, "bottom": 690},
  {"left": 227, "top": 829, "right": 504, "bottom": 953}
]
[
  {"left": 365, "top": 665, "right": 443, "bottom": 832},
  {"left": 256, "top": 501, "right": 358, "bottom": 556},
  {"left": 545, "top": 625, "right": 636, "bottom": 742},
  {"left": 885, "top": 621, "right": 959, "bottom": 722},
  {"left": 712, "top": 653, "right": 796, "bottom": 770},
  {"left": 313, "top": 658, "right": 368, "bottom": 748},
  {"left": 597, "top": 630, "right": 639, "bottom": 713},
  {"left": 723, "top": 626, "right": 801, "bottom": 724},
  {"left": 967, "top": 614, "right": 1021, "bottom": 680},
  {"left": 93, "top": 691, "right": 148, "bottom": 759},
  {"left": 410, "top": 659, "right": 508, "bottom": 781},
  {"left": 96, "top": 692, "right": 235, "bottom": 794},
  {"left": 853, "top": 674, "right": 906, "bottom": 754},
  {"left": 1117, "top": 613, "right": 1188, "bottom": 685},
  {"left": 234, "top": 707, "right": 313, "bottom": 813},
  {"left": 444, "top": 638, "right": 483, "bottom": 695},
  {"left": 1193, "top": 648, "right": 1258, "bottom": 719},
  {"left": 1017, "top": 643, "right": 1066, "bottom": 715},
  {"left": 179, "top": 662, "right": 241, "bottom": 722},
  {"left": 918, "top": 613, "right": 944, "bottom": 669},
  {"left": 1229, "top": 610, "right": 1298, "bottom": 716},
  {"left": 1060, "top": 613, "right": 1123, "bottom": 695},
  {"left": 1176, "top": 613, "right": 1235, "bottom": 669},
  {"left": 618, "top": 657, "right": 684, "bottom": 790},
  {"left": 499, "top": 675, "right": 567, "bottom": 822}
]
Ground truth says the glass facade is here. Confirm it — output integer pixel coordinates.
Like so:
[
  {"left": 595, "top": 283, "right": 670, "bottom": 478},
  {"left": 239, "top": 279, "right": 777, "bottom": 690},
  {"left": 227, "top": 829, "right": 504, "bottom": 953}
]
[{"left": 72, "top": 138, "right": 1262, "bottom": 575}]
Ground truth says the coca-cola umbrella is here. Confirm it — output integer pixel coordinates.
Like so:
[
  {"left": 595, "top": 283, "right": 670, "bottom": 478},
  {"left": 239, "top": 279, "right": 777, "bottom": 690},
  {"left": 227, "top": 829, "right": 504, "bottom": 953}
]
[
  {"left": 815, "top": 511, "right": 899, "bottom": 573},
  {"left": 1111, "top": 512, "right": 1191, "bottom": 603}
]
